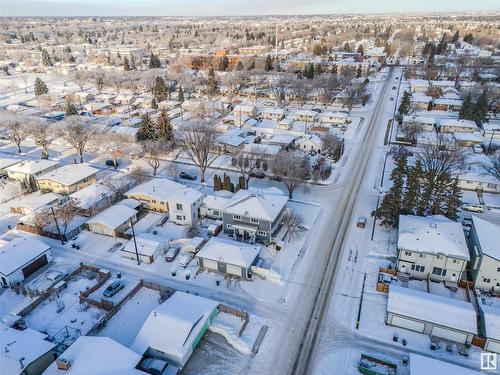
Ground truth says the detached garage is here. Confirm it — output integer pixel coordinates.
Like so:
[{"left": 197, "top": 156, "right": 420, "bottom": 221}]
[
  {"left": 196, "top": 237, "right": 260, "bottom": 279},
  {"left": 479, "top": 304, "right": 500, "bottom": 353},
  {"left": 0, "top": 238, "right": 51, "bottom": 287},
  {"left": 386, "top": 285, "right": 477, "bottom": 344}
]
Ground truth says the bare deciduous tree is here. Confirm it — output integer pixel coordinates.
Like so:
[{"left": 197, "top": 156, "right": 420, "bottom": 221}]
[
  {"left": 72, "top": 70, "right": 88, "bottom": 92},
  {"left": 268, "top": 75, "right": 289, "bottom": 107},
  {"left": 35, "top": 198, "right": 82, "bottom": 240},
  {"left": 402, "top": 122, "right": 424, "bottom": 144},
  {"left": 321, "top": 133, "right": 343, "bottom": 160},
  {"left": 128, "top": 166, "right": 150, "bottom": 185},
  {"left": 416, "top": 137, "right": 466, "bottom": 178},
  {"left": 180, "top": 120, "right": 220, "bottom": 182},
  {"left": 234, "top": 149, "right": 263, "bottom": 189},
  {"left": 29, "top": 118, "right": 56, "bottom": 158},
  {"left": 142, "top": 140, "right": 174, "bottom": 176},
  {"left": 271, "top": 150, "right": 310, "bottom": 198},
  {"left": 0, "top": 113, "right": 29, "bottom": 153},
  {"left": 97, "top": 132, "right": 131, "bottom": 169},
  {"left": 57, "top": 115, "right": 95, "bottom": 163},
  {"left": 282, "top": 209, "right": 306, "bottom": 243},
  {"left": 481, "top": 154, "right": 500, "bottom": 182}
]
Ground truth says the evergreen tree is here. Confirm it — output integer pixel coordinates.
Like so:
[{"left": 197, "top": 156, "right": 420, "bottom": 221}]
[
  {"left": 151, "top": 98, "right": 158, "bottom": 109},
  {"left": 357, "top": 44, "right": 364, "bottom": 56},
  {"left": 398, "top": 91, "right": 411, "bottom": 115},
  {"left": 149, "top": 52, "right": 161, "bottom": 68},
  {"left": 331, "top": 64, "right": 338, "bottom": 74},
  {"left": 136, "top": 113, "right": 156, "bottom": 142},
  {"left": 34, "top": 77, "right": 48, "bottom": 96},
  {"left": 123, "top": 56, "right": 130, "bottom": 71},
  {"left": 237, "top": 175, "right": 246, "bottom": 191},
  {"left": 156, "top": 109, "right": 173, "bottom": 142},
  {"left": 459, "top": 93, "right": 473, "bottom": 120},
  {"left": 265, "top": 55, "right": 273, "bottom": 71},
  {"left": 65, "top": 100, "right": 78, "bottom": 116},
  {"left": 178, "top": 85, "right": 184, "bottom": 103},
  {"left": 473, "top": 90, "right": 489, "bottom": 125},
  {"left": 308, "top": 64, "right": 315, "bottom": 79},
  {"left": 223, "top": 173, "right": 233, "bottom": 192},
  {"left": 236, "top": 60, "right": 244, "bottom": 71},
  {"left": 402, "top": 160, "right": 422, "bottom": 215},
  {"left": 356, "top": 65, "right": 362, "bottom": 78},
  {"left": 375, "top": 156, "right": 407, "bottom": 228},
  {"left": 445, "top": 177, "right": 462, "bottom": 221},
  {"left": 219, "top": 55, "right": 229, "bottom": 71},
  {"left": 427, "top": 101, "right": 433, "bottom": 111},
  {"left": 428, "top": 173, "right": 449, "bottom": 215},
  {"left": 129, "top": 55, "right": 136, "bottom": 70},
  {"left": 153, "top": 76, "right": 166, "bottom": 101},
  {"left": 452, "top": 30, "right": 460, "bottom": 44},
  {"left": 213, "top": 175, "right": 222, "bottom": 191},
  {"left": 207, "top": 67, "right": 217, "bottom": 97},
  {"left": 41, "top": 49, "right": 53, "bottom": 66}
]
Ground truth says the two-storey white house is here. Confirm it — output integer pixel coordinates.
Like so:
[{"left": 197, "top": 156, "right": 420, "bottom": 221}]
[
  {"left": 167, "top": 187, "right": 204, "bottom": 226},
  {"left": 397, "top": 215, "right": 469, "bottom": 283}
]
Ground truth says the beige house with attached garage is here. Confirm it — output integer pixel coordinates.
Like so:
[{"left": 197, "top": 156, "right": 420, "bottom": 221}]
[
  {"left": 10, "top": 192, "right": 61, "bottom": 215},
  {"left": 468, "top": 215, "right": 500, "bottom": 292},
  {"left": 438, "top": 119, "right": 477, "bottom": 134},
  {"left": 5, "top": 159, "right": 59, "bottom": 182},
  {"left": 386, "top": 285, "right": 477, "bottom": 344},
  {"left": 36, "top": 164, "right": 99, "bottom": 194},
  {"left": 396, "top": 215, "right": 469, "bottom": 283}
]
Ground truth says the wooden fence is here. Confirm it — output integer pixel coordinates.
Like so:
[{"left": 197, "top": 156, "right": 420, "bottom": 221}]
[{"left": 218, "top": 303, "right": 250, "bottom": 337}]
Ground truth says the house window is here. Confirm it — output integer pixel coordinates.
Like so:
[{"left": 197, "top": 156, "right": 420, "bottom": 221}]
[
  {"left": 176, "top": 203, "right": 183, "bottom": 210},
  {"left": 412, "top": 265, "right": 425, "bottom": 272},
  {"left": 176, "top": 215, "right": 183, "bottom": 220},
  {"left": 497, "top": 267, "right": 500, "bottom": 272},
  {"left": 483, "top": 277, "right": 491, "bottom": 283},
  {"left": 452, "top": 259, "right": 458, "bottom": 264},
  {"left": 404, "top": 251, "right": 411, "bottom": 256},
  {"left": 213, "top": 210, "right": 220, "bottom": 216},
  {"left": 226, "top": 224, "right": 232, "bottom": 229},
  {"left": 233, "top": 215, "right": 242, "bottom": 220},
  {"left": 257, "top": 230, "right": 266, "bottom": 236},
  {"left": 419, "top": 254, "right": 425, "bottom": 258},
  {"left": 152, "top": 200, "right": 157, "bottom": 203},
  {"left": 432, "top": 267, "right": 447, "bottom": 276},
  {"left": 251, "top": 218, "right": 259, "bottom": 224}
]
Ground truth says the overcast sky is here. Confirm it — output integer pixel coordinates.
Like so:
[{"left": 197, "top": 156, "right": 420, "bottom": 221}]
[{"left": 1, "top": 0, "right": 499, "bottom": 17}]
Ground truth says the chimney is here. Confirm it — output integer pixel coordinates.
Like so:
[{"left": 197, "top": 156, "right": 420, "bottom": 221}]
[{"left": 56, "top": 357, "right": 71, "bottom": 371}]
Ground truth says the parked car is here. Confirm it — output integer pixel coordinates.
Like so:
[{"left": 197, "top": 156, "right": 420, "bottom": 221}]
[
  {"left": 356, "top": 217, "right": 367, "bottom": 228},
  {"left": 177, "top": 252, "right": 195, "bottom": 268},
  {"left": 179, "top": 172, "right": 197, "bottom": 181},
  {"left": 105, "top": 159, "right": 118, "bottom": 167},
  {"left": 269, "top": 175, "right": 283, "bottom": 182},
  {"left": 473, "top": 144, "right": 483, "bottom": 154},
  {"left": 165, "top": 246, "right": 180, "bottom": 262},
  {"left": 140, "top": 358, "right": 169, "bottom": 375},
  {"left": 103, "top": 280, "right": 125, "bottom": 298},
  {"left": 392, "top": 86, "right": 397, "bottom": 90},
  {"left": 462, "top": 204, "right": 484, "bottom": 213},
  {"left": 389, "top": 97, "right": 394, "bottom": 101},
  {"left": 35, "top": 271, "right": 66, "bottom": 294},
  {"left": 264, "top": 101, "right": 275, "bottom": 107},
  {"left": 250, "top": 171, "right": 266, "bottom": 179}
]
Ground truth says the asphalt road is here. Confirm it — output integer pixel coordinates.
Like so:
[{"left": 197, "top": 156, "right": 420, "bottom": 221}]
[{"left": 267, "top": 67, "right": 395, "bottom": 375}]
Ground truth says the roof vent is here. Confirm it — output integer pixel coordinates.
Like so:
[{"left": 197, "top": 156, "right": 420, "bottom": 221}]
[{"left": 56, "top": 358, "right": 71, "bottom": 371}]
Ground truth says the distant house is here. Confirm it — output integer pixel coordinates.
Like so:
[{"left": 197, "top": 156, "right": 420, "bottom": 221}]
[
  {"left": 121, "top": 233, "right": 167, "bottom": 264},
  {"left": 468, "top": 216, "right": 500, "bottom": 292},
  {"left": 10, "top": 192, "right": 61, "bottom": 215},
  {"left": 196, "top": 237, "right": 260, "bottom": 279},
  {"left": 131, "top": 292, "right": 219, "bottom": 368},
  {"left": 396, "top": 215, "right": 469, "bottom": 283},
  {"left": 200, "top": 195, "right": 229, "bottom": 220},
  {"left": 386, "top": 285, "right": 477, "bottom": 344},
  {"left": 233, "top": 104, "right": 258, "bottom": 117},
  {"left": 6, "top": 159, "right": 59, "bottom": 184},
  {"left": 86, "top": 203, "right": 138, "bottom": 237},
  {"left": 0, "top": 238, "right": 51, "bottom": 287},
  {"left": 296, "top": 134, "right": 323, "bottom": 153},
  {"left": 222, "top": 188, "right": 288, "bottom": 244},
  {"left": 260, "top": 107, "right": 285, "bottom": 122},
  {"left": 216, "top": 128, "right": 247, "bottom": 154},
  {"left": 410, "top": 94, "right": 432, "bottom": 110},
  {"left": 433, "top": 98, "right": 462, "bottom": 112},
  {"left": 0, "top": 324, "right": 56, "bottom": 375},
  {"left": 290, "top": 109, "right": 317, "bottom": 123},
  {"left": 36, "top": 164, "right": 98, "bottom": 194},
  {"left": 241, "top": 143, "right": 281, "bottom": 160},
  {"left": 319, "top": 111, "right": 348, "bottom": 125},
  {"left": 402, "top": 115, "right": 436, "bottom": 132},
  {"left": 457, "top": 170, "right": 500, "bottom": 194},
  {"left": 438, "top": 119, "right": 477, "bottom": 134},
  {"left": 0, "top": 156, "right": 23, "bottom": 173},
  {"left": 125, "top": 178, "right": 203, "bottom": 224}
]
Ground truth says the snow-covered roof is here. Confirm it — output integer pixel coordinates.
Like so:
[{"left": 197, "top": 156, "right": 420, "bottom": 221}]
[
  {"left": 169, "top": 185, "right": 203, "bottom": 204},
  {"left": 70, "top": 173, "right": 132, "bottom": 210},
  {"left": 11, "top": 192, "right": 60, "bottom": 212},
  {"left": 402, "top": 115, "right": 435, "bottom": 124},
  {"left": 0, "top": 324, "right": 56, "bottom": 375},
  {"left": 6, "top": 159, "right": 59, "bottom": 175},
  {"left": 197, "top": 236, "right": 260, "bottom": 268},
  {"left": 223, "top": 189, "right": 288, "bottom": 222},
  {"left": 125, "top": 178, "right": 185, "bottom": 203},
  {"left": 131, "top": 292, "right": 218, "bottom": 365},
  {"left": 471, "top": 215, "right": 500, "bottom": 261},
  {"left": 242, "top": 143, "right": 281, "bottom": 155},
  {"left": 409, "top": 353, "right": 481, "bottom": 375},
  {"left": 480, "top": 304, "right": 500, "bottom": 342},
  {"left": 398, "top": 215, "right": 469, "bottom": 260},
  {"left": 439, "top": 118, "right": 477, "bottom": 129},
  {"left": 36, "top": 164, "right": 98, "bottom": 186},
  {"left": 87, "top": 204, "right": 137, "bottom": 230},
  {"left": 0, "top": 238, "right": 51, "bottom": 276},
  {"left": 0, "top": 157, "right": 23, "bottom": 170},
  {"left": 388, "top": 285, "right": 477, "bottom": 334},
  {"left": 42, "top": 336, "right": 143, "bottom": 375},
  {"left": 202, "top": 195, "right": 229, "bottom": 211},
  {"left": 122, "top": 232, "right": 164, "bottom": 257}
]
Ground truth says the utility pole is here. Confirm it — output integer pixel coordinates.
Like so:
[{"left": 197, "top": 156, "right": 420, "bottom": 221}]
[
  {"left": 128, "top": 218, "right": 140, "bottom": 266},
  {"left": 487, "top": 129, "right": 497, "bottom": 154},
  {"left": 50, "top": 207, "right": 65, "bottom": 245}
]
